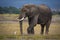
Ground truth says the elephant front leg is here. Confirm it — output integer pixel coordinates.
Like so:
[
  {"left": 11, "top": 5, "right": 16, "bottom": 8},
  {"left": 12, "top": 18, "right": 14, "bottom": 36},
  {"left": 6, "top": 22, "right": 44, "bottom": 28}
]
[
  {"left": 27, "top": 20, "right": 36, "bottom": 34},
  {"left": 27, "top": 27, "right": 34, "bottom": 34},
  {"left": 31, "top": 28, "right": 34, "bottom": 34},
  {"left": 28, "top": 17, "right": 34, "bottom": 34},
  {"left": 27, "top": 15, "right": 39, "bottom": 34}
]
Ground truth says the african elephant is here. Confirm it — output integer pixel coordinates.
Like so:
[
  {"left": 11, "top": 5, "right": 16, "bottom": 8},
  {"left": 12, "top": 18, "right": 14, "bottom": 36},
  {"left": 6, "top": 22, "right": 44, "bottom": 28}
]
[{"left": 18, "top": 4, "right": 52, "bottom": 35}]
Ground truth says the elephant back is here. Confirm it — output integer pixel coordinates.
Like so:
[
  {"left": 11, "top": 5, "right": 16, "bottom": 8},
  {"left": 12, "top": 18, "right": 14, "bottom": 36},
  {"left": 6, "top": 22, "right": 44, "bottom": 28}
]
[
  {"left": 38, "top": 4, "right": 51, "bottom": 13},
  {"left": 23, "top": 4, "right": 36, "bottom": 9}
]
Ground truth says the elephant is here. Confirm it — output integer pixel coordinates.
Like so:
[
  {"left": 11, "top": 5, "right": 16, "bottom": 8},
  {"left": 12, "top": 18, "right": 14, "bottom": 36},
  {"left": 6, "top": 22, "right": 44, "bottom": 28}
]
[{"left": 18, "top": 4, "right": 52, "bottom": 35}]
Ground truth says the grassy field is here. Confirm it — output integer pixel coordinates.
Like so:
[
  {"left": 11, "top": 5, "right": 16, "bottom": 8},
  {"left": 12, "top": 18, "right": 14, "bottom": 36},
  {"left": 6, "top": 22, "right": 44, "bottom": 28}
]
[{"left": 0, "top": 14, "right": 60, "bottom": 40}]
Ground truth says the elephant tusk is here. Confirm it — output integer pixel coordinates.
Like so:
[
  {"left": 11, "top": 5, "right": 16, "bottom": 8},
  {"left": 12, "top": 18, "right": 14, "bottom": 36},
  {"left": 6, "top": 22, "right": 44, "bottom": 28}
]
[
  {"left": 19, "top": 17, "right": 24, "bottom": 21},
  {"left": 16, "top": 17, "right": 20, "bottom": 21}
]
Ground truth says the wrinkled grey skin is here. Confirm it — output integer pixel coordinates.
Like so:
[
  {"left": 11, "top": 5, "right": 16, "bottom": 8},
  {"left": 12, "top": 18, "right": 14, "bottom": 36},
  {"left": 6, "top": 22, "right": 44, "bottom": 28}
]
[{"left": 18, "top": 4, "right": 52, "bottom": 35}]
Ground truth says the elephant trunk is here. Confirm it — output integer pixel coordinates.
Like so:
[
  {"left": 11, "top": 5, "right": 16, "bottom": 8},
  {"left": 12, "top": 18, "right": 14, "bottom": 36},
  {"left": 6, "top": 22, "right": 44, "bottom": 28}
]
[
  {"left": 17, "top": 17, "right": 25, "bottom": 35},
  {"left": 19, "top": 21, "right": 23, "bottom": 35}
]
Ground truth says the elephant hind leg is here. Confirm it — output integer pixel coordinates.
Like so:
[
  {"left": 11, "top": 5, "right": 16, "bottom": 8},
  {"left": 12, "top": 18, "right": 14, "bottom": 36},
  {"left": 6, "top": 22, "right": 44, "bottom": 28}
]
[
  {"left": 40, "top": 24, "right": 45, "bottom": 35},
  {"left": 45, "top": 20, "right": 51, "bottom": 35}
]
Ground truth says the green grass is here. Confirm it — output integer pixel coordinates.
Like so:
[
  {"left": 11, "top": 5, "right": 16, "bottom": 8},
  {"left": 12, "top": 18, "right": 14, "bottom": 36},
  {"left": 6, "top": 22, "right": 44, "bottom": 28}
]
[
  {"left": 0, "top": 14, "right": 60, "bottom": 40},
  {"left": 0, "top": 34, "right": 60, "bottom": 40},
  {"left": 0, "top": 14, "right": 19, "bottom": 20},
  {"left": 0, "top": 21, "right": 60, "bottom": 40}
]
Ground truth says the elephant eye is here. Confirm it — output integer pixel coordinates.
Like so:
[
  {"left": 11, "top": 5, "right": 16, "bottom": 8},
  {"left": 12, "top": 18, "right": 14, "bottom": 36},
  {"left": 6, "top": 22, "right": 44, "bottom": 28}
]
[
  {"left": 21, "top": 8, "right": 30, "bottom": 13},
  {"left": 21, "top": 9, "right": 27, "bottom": 12}
]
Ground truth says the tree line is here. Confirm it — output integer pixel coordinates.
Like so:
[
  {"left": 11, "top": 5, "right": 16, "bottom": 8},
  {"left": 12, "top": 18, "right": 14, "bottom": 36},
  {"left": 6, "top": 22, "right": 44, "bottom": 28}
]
[
  {"left": 0, "top": 6, "right": 60, "bottom": 15},
  {"left": 0, "top": 6, "right": 20, "bottom": 14}
]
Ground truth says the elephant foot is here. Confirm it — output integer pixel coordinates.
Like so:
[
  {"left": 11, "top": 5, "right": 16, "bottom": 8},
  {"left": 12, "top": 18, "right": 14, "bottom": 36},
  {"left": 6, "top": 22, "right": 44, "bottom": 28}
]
[
  {"left": 45, "top": 31, "right": 48, "bottom": 35},
  {"left": 31, "top": 28, "right": 34, "bottom": 34},
  {"left": 27, "top": 27, "right": 34, "bottom": 34},
  {"left": 40, "top": 32, "right": 44, "bottom": 35}
]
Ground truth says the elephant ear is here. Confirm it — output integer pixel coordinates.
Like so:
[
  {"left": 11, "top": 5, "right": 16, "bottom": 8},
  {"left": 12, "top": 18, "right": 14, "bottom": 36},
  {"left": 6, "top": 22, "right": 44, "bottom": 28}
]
[
  {"left": 30, "top": 7, "right": 39, "bottom": 14},
  {"left": 28, "top": 7, "right": 39, "bottom": 18},
  {"left": 30, "top": 5, "right": 39, "bottom": 13}
]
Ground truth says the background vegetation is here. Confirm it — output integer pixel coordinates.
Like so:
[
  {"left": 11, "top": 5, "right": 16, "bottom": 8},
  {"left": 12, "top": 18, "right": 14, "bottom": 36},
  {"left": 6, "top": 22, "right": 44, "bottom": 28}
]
[
  {"left": 0, "top": 6, "right": 60, "bottom": 15},
  {"left": 0, "top": 7, "right": 20, "bottom": 14}
]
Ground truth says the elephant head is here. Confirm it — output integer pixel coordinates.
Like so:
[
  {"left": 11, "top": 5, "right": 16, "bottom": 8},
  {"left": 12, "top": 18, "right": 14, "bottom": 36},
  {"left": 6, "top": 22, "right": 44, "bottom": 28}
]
[
  {"left": 18, "top": 4, "right": 39, "bottom": 21},
  {"left": 18, "top": 5, "right": 29, "bottom": 21}
]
